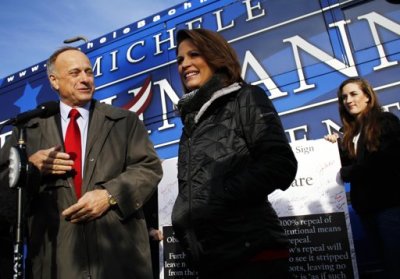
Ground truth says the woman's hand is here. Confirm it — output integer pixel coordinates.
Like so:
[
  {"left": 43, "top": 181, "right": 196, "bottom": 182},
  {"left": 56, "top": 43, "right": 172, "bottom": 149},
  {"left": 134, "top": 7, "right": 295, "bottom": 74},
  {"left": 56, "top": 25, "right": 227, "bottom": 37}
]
[{"left": 324, "top": 133, "right": 339, "bottom": 143}]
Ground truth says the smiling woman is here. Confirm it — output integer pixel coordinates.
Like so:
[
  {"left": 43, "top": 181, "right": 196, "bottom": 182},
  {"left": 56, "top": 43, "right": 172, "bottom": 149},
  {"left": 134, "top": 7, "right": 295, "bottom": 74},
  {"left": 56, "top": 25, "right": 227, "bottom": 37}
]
[
  {"left": 176, "top": 39, "right": 215, "bottom": 91},
  {"left": 171, "top": 28, "right": 298, "bottom": 279},
  {"left": 340, "top": 82, "right": 370, "bottom": 117},
  {"left": 325, "top": 77, "right": 400, "bottom": 279}
]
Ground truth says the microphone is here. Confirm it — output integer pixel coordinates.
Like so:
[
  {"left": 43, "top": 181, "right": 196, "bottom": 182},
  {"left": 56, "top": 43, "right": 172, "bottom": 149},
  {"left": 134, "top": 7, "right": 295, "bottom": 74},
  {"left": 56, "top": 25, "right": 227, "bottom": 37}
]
[{"left": 3, "top": 101, "right": 59, "bottom": 126}]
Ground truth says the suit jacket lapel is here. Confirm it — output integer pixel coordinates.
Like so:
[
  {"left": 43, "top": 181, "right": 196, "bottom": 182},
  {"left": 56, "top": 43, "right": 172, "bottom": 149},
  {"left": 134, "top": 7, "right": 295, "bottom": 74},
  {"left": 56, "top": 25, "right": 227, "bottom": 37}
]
[
  {"left": 38, "top": 114, "right": 76, "bottom": 192},
  {"left": 40, "top": 114, "right": 63, "bottom": 149},
  {"left": 83, "top": 104, "right": 115, "bottom": 191}
]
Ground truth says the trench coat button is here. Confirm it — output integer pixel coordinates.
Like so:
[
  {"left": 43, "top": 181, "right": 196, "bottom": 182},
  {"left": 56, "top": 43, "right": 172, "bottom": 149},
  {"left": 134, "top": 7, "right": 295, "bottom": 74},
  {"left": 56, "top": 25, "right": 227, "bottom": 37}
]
[
  {"left": 245, "top": 242, "right": 251, "bottom": 248},
  {"left": 136, "top": 202, "right": 141, "bottom": 208}
]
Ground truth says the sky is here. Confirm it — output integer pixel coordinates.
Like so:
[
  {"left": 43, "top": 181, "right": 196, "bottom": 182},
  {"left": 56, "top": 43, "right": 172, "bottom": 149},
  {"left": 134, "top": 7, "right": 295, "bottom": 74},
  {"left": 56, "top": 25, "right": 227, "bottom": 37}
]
[{"left": 0, "top": 0, "right": 184, "bottom": 78}]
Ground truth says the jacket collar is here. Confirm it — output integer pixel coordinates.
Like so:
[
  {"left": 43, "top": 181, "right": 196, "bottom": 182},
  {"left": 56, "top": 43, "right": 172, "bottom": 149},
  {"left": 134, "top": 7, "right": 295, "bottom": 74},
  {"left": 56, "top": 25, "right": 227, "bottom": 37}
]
[
  {"left": 194, "top": 83, "right": 241, "bottom": 123},
  {"left": 177, "top": 74, "right": 242, "bottom": 127}
]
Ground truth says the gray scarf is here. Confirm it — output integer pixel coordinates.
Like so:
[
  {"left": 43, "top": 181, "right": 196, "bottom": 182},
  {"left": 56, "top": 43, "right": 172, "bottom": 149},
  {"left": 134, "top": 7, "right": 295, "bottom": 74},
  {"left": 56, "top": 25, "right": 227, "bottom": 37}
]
[{"left": 177, "top": 74, "right": 241, "bottom": 135}]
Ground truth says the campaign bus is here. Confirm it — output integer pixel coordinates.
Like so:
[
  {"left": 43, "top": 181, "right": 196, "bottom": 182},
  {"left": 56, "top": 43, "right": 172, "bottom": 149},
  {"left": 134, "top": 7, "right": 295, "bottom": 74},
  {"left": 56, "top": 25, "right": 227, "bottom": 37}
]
[{"left": 1, "top": 0, "right": 399, "bottom": 278}]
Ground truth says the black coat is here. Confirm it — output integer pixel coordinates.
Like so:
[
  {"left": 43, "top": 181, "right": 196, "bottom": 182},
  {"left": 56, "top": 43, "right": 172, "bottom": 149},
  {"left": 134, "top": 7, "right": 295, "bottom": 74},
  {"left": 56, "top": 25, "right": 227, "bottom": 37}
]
[
  {"left": 340, "top": 112, "right": 400, "bottom": 214},
  {"left": 172, "top": 82, "right": 297, "bottom": 273}
]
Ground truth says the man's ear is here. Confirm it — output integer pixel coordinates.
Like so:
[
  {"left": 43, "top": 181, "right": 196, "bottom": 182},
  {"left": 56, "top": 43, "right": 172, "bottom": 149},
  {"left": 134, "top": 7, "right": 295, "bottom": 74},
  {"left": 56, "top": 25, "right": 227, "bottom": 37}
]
[{"left": 49, "top": 75, "right": 59, "bottom": 91}]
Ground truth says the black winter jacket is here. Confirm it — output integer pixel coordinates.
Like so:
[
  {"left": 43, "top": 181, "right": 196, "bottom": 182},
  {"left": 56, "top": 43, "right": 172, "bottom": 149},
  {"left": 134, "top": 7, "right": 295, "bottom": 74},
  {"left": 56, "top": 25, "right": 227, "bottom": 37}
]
[
  {"left": 339, "top": 112, "right": 400, "bottom": 214},
  {"left": 171, "top": 80, "right": 297, "bottom": 274}
]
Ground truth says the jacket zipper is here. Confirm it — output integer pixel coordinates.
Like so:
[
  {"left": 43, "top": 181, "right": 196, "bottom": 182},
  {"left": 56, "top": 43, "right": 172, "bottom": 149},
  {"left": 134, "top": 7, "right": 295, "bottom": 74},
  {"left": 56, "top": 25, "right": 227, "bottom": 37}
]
[
  {"left": 187, "top": 136, "right": 199, "bottom": 256},
  {"left": 187, "top": 137, "right": 192, "bottom": 225}
]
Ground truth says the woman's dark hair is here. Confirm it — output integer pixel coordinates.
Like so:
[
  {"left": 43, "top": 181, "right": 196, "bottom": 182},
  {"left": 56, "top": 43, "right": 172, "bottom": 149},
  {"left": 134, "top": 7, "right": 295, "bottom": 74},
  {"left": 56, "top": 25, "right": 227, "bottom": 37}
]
[
  {"left": 176, "top": 28, "right": 244, "bottom": 92},
  {"left": 337, "top": 77, "right": 382, "bottom": 157}
]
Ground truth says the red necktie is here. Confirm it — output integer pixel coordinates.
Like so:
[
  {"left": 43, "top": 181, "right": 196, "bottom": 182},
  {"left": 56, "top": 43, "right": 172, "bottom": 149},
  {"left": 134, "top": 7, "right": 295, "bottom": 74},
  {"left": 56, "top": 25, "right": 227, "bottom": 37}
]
[{"left": 65, "top": 109, "right": 82, "bottom": 198}]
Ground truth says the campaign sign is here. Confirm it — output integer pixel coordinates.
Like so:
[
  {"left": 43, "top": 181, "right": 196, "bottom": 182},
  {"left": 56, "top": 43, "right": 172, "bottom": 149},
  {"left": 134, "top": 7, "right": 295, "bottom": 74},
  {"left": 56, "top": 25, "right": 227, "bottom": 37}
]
[
  {"left": 1, "top": 1, "right": 399, "bottom": 277},
  {"left": 1, "top": 0, "right": 399, "bottom": 154}
]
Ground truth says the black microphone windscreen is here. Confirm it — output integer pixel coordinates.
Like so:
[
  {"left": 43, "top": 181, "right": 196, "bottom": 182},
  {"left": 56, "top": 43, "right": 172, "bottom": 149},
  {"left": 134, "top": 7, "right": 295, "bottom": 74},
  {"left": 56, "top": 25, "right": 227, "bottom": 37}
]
[{"left": 37, "top": 101, "right": 59, "bottom": 118}]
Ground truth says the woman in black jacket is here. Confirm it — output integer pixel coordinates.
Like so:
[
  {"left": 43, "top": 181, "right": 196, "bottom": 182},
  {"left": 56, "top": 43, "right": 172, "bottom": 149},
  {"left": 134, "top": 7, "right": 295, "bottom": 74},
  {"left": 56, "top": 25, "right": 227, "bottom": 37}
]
[
  {"left": 325, "top": 77, "right": 400, "bottom": 279},
  {"left": 171, "top": 28, "right": 297, "bottom": 279}
]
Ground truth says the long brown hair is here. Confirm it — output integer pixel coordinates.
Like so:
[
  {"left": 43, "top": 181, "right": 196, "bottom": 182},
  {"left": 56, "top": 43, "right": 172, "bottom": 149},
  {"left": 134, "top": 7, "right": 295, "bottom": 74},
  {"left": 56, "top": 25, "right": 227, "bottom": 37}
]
[
  {"left": 337, "top": 77, "right": 382, "bottom": 157},
  {"left": 176, "top": 28, "right": 244, "bottom": 93}
]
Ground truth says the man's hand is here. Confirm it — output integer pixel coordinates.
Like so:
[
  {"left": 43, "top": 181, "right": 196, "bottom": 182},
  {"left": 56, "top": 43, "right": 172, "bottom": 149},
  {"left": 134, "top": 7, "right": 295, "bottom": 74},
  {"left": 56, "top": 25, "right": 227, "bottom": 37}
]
[
  {"left": 62, "top": 189, "right": 110, "bottom": 223},
  {"left": 29, "top": 145, "right": 73, "bottom": 175},
  {"left": 149, "top": 228, "right": 164, "bottom": 241}
]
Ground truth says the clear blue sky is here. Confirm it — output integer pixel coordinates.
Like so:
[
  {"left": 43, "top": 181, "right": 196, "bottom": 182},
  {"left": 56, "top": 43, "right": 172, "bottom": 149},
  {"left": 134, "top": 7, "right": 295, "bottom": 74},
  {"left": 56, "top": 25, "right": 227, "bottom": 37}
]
[{"left": 0, "top": 0, "right": 183, "bottom": 78}]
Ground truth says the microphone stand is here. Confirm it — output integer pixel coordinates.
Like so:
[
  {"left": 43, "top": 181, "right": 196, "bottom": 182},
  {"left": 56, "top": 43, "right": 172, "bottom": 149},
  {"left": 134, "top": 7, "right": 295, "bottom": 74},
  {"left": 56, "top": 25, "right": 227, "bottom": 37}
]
[
  {"left": 11, "top": 125, "right": 29, "bottom": 279},
  {"left": 0, "top": 102, "right": 59, "bottom": 278}
]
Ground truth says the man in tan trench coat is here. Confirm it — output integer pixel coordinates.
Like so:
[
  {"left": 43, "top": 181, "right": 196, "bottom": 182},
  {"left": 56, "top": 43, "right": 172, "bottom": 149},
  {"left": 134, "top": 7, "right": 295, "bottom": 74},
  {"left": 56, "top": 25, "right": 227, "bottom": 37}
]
[{"left": 0, "top": 46, "right": 163, "bottom": 278}]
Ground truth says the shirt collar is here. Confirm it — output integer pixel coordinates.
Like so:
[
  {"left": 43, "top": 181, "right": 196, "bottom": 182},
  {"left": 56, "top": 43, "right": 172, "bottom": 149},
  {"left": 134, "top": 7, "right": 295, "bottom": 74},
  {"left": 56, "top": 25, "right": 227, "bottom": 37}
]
[{"left": 60, "top": 101, "right": 90, "bottom": 121}]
